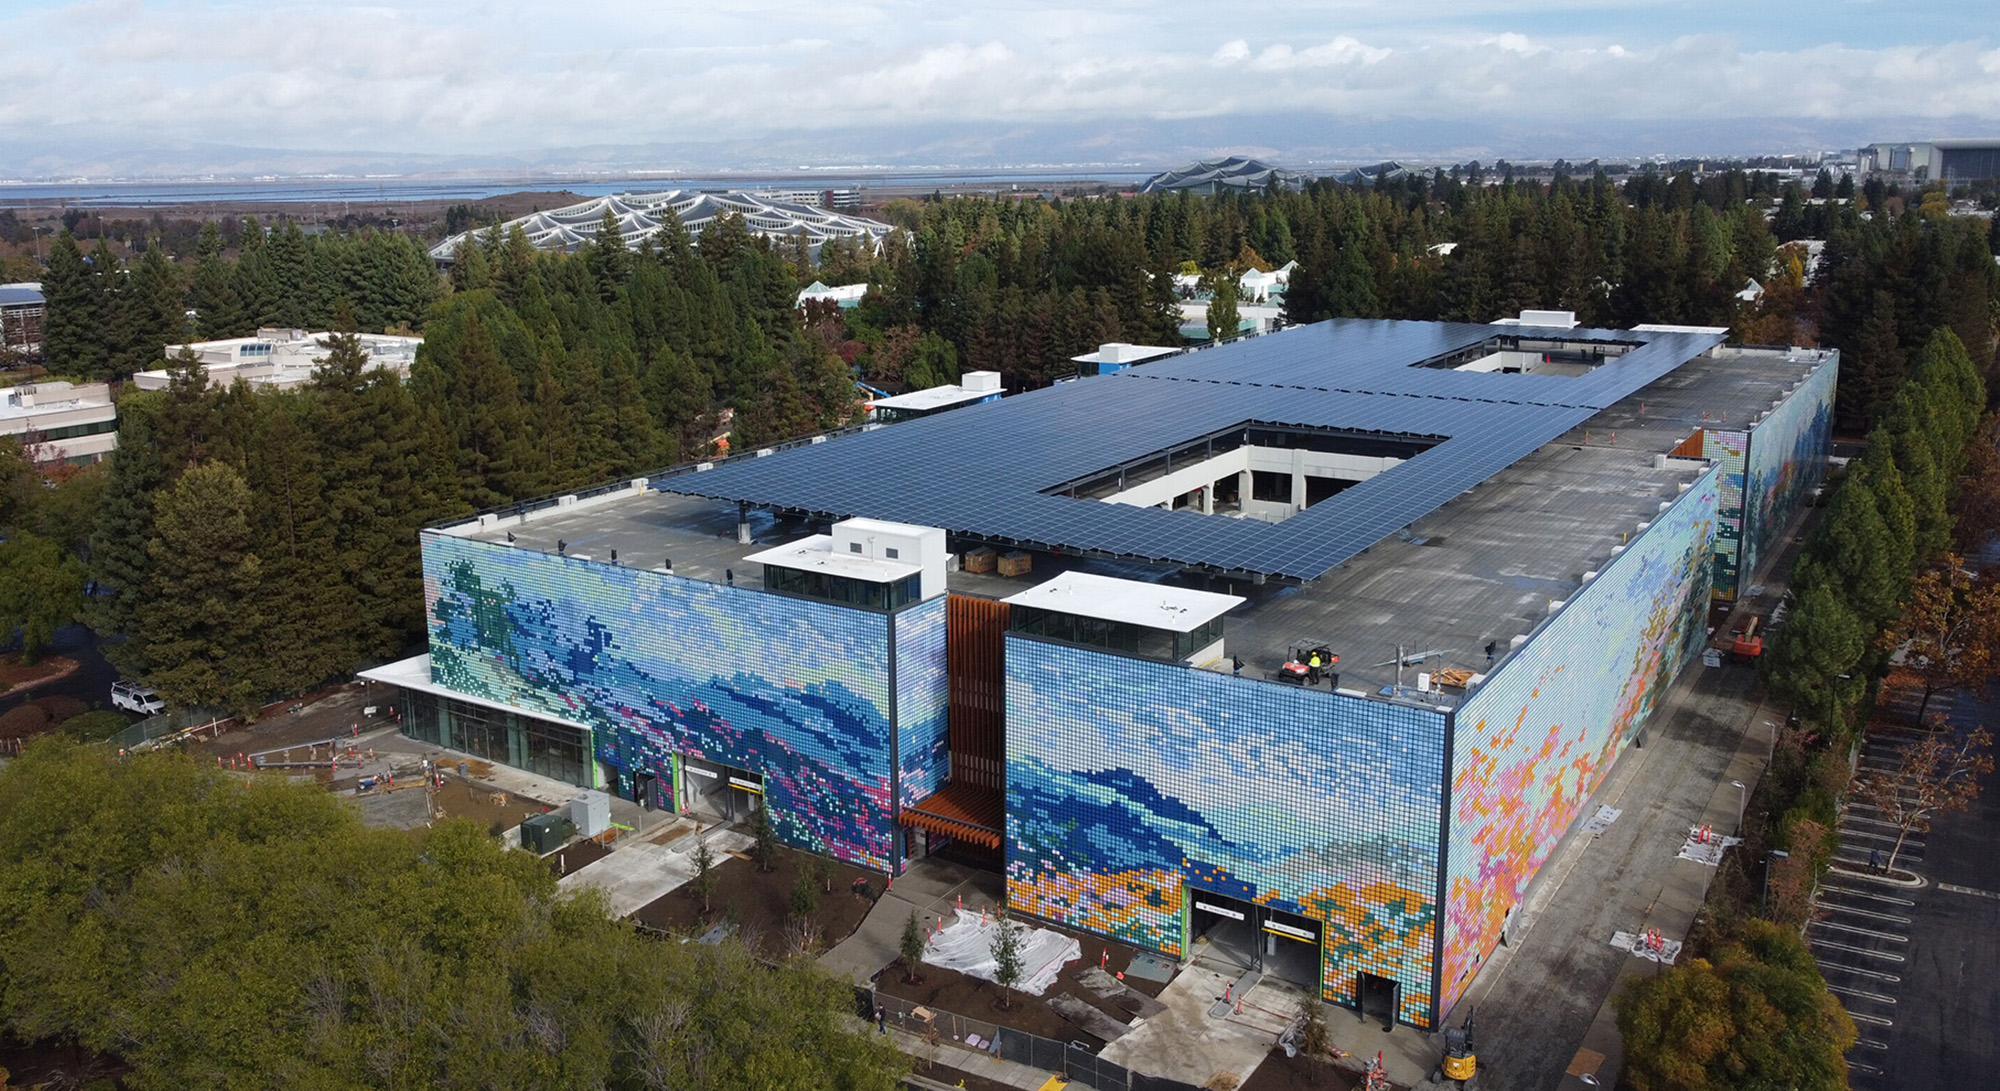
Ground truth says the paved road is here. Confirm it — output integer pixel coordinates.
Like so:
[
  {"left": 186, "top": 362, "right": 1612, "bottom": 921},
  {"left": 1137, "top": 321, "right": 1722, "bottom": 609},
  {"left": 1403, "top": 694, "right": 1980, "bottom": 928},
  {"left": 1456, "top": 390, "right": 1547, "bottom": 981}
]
[
  {"left": 1820, "top": 685, "right": 2000, "bottom": 1091},
  {"left": 1453, "top": 657, "right": 1770, "bottom": 1091}
]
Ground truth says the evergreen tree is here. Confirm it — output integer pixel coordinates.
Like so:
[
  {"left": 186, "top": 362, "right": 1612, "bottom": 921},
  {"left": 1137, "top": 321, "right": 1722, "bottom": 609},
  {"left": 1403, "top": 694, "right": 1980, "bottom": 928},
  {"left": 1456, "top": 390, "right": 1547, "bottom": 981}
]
[
  {"left": 87, "top": 404, "right": 169, "bottom": 676},
  {"left": 39, "top": 231, "right": 106, "bottom": 377},
  {"left": 189, "top": 222, "right": 245, "bottom": 338},
  {"left": 139, "top": 461, "right": 270, "bottom": 716},
  {"left": 1204, "top": 269, "right": 1241, "bottom": 341},
  {"left": 117, "top": 241, "right": 186, "bottom": 378}
]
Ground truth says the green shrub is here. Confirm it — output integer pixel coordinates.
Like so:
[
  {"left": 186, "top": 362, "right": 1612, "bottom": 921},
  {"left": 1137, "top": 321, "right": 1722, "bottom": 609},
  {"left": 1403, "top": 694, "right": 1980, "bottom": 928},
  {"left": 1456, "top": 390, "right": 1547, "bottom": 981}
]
[{"left": 61, "top": 711, "right": 131, "bottom": 743}]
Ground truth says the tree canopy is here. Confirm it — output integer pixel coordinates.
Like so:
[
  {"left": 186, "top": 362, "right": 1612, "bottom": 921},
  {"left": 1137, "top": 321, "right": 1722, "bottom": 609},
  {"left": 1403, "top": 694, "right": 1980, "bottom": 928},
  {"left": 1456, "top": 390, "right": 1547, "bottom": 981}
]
[{"left": 0, "top": 740, "right": 906, "bottom": 1091}]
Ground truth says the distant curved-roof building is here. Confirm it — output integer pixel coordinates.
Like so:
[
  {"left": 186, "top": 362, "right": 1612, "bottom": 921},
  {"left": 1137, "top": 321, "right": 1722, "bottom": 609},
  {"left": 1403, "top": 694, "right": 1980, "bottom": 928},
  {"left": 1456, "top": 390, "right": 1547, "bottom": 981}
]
[
  {"left": 1139, "top": 156, "right": 1310, "bottom": 194},
  {"left": 429, "top": 191, "right": 893, "bottom": 263}
]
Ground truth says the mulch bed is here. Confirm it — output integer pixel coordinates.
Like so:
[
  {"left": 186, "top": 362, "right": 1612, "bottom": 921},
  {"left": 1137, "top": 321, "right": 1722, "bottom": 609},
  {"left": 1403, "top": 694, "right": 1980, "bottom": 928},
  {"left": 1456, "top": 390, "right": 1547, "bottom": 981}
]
[
  {"left": 0, "top": 655, "right": 80, "bottom": 699},
  {"left": 1238, "top": 1047, "right": 1372, "bottom": 1091},
  {"left": 0, "top": 1031, "right": 129, "bottom": 1089},
  {"left": 629, "top": 846, "right": 879, "bottom": 959},
  {"left": 547, "top": 835, "right": 615, "bottom": 877},
  {"left": 911, "top": 1057, "right": 1020, "bottom": 1091},
  {"left": 875, "top": 917, "right": 1174, "bottom": 1047}
]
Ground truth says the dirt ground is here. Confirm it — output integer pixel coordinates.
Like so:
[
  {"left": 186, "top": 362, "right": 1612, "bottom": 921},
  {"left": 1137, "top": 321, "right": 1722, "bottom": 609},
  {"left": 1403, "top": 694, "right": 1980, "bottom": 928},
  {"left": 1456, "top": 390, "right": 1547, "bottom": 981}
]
[
  {"left": 547, "top": 835, "right": 614, "bottom": 877},
  {"left": 0, "top": 655, "right": 79, "bottom": 699},
  {"left": 1238, "top": 1047, "right": 1374, "bottom": 1091},
  {"left": 179, "top": 685, "right": 389, "bottom": 761},
  {"left": 910, "top": 1057, "right": 1017, "bottom": 1091},
  {"left": 351, "top": 777, "right": 554, "bottom": 832},
  {"left": 630, "top": 846, "right": 877, "bottom": 959},
  {"left": 0, "top": 1031, "right": 128, "bottom": 1090},
  {"left": 875, "top": 917, "right": 1172, "bottom": 1047}
]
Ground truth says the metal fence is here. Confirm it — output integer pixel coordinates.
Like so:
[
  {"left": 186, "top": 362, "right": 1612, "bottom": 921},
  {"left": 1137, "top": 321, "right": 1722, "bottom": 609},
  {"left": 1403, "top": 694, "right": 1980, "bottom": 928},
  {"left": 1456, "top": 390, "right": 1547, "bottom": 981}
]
[
  {"left": 107, "top": 707, "right": 225, "bottom": 751},
  {"left": 871, "top": 990, "right": 1203, "bottom": 1091}
]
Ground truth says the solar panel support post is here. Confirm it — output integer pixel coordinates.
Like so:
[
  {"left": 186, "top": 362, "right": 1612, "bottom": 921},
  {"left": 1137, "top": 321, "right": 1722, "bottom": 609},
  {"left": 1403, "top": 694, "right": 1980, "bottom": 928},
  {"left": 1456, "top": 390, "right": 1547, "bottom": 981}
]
[{"left": 735, "top": 502, "right": 752, "bottom": 545}]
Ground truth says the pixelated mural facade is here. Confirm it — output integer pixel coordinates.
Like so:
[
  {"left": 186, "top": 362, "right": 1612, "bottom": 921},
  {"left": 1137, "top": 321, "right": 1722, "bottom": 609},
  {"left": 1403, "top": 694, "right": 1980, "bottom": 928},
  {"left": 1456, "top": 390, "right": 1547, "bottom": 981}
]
[
  {"left": 1744, "top": 358, "right": 1835, "bottom": 584},
  {"left": 1699, "top": 429, "right": 1749, "bottom": 599},
  {"left": 1440, "top": 466, "right": 1719, "bottom": 1011},
  {"left": 894, "top": 595, "right": 950, "bottom": 808},
  {"left": 1005, "top": 637, "right": 1448, "bottom": 1027},
  {"left": 422, "top": 532, "right": 902, "bottom": 869}
]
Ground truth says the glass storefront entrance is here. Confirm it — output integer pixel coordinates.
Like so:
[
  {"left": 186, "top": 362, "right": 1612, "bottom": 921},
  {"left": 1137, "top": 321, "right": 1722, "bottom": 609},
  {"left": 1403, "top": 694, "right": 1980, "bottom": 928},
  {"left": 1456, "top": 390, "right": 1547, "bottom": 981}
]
[{"left": 399, "top": 690, "right": 591, "bottom": 788}]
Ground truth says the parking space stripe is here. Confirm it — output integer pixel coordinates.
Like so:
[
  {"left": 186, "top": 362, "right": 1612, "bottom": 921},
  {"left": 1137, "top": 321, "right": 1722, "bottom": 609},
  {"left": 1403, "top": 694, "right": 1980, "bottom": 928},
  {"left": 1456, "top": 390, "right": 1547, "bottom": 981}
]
[
  {"left": 1820, "top": 885, "right": 1915, "bottom": 906},
  {"left": 1837, "top": 828, "right": 1923, "bottom": 848},
  {"left": 1810, "top": 920, "right": 1909, "bottom": 941},
  {"left": 1814, "top": 902, "right": 1912, "bottom": 925},
  {"left": 1938, "top": 883, "right": 2000, "bottom": 900},
  {"left": 1827, "top": 983, "right": 1898, "bottom": 1004},
  {"left": 1843, "top": 1008, "right": 1895, "bottom": 1027},
  {"left": 1814, "top": 961, "right": 1901, "bottom": 982},
  {"left": 1810, "top": 938, "right": 1905, "bottom": 961}
]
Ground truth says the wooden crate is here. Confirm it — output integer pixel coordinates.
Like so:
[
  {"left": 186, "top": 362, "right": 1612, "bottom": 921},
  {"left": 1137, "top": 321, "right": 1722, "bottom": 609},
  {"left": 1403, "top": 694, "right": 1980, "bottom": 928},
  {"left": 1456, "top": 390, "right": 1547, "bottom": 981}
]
[
  {"left": 961, "top": 546, "right": 997, "bottom": 574},
  {"left": 997, "top": 551, "right": 1033, "bottom": 577}
]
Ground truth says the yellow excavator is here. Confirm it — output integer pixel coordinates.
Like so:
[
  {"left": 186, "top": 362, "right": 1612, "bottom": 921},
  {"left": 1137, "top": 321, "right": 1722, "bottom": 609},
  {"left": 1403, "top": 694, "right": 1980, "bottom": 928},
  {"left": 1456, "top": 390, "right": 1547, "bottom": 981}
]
[{"left": 1431, "top": 1012, "right": 1476, "bottom": 1085}]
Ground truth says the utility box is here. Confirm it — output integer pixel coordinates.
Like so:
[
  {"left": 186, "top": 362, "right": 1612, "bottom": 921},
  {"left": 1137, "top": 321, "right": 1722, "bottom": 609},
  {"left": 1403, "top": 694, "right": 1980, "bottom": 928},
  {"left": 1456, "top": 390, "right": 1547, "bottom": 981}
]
[
  {"left": 998, "top": 551, "right": 1033, "bottom": 578},
  {"left": 520, "top": 812, "right": 575, "bottom": 854},
  {"left": 570, "top": 789, "right": 611, "bottom": 837},
  {"left": 962, "top": 546, "right": 997, "bottom": 574}
]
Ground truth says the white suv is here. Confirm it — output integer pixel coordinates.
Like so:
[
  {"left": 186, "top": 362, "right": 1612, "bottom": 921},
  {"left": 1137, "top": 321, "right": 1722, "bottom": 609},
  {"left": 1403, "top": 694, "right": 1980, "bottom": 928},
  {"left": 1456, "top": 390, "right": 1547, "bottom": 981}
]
[{"left": 111, "top": 681, "right": 165, "bottom": 715}]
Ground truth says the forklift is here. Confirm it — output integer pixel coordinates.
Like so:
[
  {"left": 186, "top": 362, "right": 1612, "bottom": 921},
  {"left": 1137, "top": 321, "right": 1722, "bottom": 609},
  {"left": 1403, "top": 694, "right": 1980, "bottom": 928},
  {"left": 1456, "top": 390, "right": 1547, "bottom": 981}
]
[
  {"left": 1430, "top": 1012, "right": 1476, "bottom": 1085},
  {"left": 1275, "top": 642, "right": 1339, "bottom": 687}
]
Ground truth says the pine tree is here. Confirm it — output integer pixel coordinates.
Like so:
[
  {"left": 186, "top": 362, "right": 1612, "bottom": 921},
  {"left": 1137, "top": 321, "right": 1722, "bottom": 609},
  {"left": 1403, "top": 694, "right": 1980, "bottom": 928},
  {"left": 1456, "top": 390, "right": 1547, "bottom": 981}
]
[
  {"left": 139, "top": 461, "right": 270, "bottom": 717},
  {"left": 243, "top": 395, "right": 351, "bottom": 689},
  {"left": 117, "top": 242, "right": 185, "bottom": 379},
  {"left": 87, "top": 404, "right": 167, "bottom": 675},
  {"left": 39, "top": 232, "right": 107, "bottom": 378},
  {"left": 189, "top": 222, "right": 246, "bottom": 339}
]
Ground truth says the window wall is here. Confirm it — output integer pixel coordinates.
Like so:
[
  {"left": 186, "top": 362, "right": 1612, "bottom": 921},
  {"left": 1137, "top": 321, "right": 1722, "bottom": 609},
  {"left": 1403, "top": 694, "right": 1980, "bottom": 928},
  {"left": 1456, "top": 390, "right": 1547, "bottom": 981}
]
[{"left": 400, "top": 690, "right": 591, "bottom": 787}]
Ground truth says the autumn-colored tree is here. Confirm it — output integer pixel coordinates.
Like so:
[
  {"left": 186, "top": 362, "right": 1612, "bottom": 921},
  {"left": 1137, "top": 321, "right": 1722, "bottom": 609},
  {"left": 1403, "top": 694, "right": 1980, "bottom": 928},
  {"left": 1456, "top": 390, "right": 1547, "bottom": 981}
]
[
  {"left": 1952, "top": 415, "right": 2000, "bottom": 555},
  {"left": 1616, "top": 919, "right": 1855, "bottom": 1091},
  {"left": 1859, "top": 723, "right": 1993, "bottom": 871},
  {"left": 1885, "top": 555, "right": 2000, "bottom": 717},
  {"left": 1764, "top": 818, "right": 1832, "bottom": 928}
]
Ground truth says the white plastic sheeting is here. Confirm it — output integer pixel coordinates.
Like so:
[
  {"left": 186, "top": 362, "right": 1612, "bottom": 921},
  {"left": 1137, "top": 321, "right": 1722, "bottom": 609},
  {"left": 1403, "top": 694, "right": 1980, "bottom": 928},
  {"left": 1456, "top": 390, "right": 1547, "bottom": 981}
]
[{"left": 923, "top": 909, "right": 1079, "bottom": 996}]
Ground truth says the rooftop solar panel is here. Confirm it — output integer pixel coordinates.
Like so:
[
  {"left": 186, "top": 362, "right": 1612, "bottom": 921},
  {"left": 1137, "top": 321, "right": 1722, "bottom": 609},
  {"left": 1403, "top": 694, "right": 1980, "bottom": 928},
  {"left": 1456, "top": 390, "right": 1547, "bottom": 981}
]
[{"left": 658, "top": 319, "right": 1722, "bottom": 581}]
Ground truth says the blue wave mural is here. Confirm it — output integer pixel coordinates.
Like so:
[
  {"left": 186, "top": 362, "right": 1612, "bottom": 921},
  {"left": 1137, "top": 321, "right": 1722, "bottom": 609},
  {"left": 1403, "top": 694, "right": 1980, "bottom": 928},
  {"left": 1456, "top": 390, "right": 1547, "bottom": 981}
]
[
  {"left": 423, "top": 532, "right": 902, "bottom": 869},
  {"left": 1006, "top": 637, "right": 1448, "bottom": 1026}
]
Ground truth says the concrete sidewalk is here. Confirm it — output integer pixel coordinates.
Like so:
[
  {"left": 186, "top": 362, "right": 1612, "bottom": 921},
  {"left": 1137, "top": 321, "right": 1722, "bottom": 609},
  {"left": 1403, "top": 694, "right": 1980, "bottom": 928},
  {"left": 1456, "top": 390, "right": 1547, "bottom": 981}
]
[
  {"left": 560, "top": 822, "right": 750, "bottom": 918},
  {"left": 820, "top": 857, "right": 1003, "bottom": 987}
]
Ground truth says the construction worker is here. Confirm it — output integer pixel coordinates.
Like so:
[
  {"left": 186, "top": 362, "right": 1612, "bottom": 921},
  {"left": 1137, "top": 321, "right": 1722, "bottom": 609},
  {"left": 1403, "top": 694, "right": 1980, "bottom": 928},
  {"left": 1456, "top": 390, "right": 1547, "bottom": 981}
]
[
  {"left": 1232, "top": 655, "right": 1244, "bottom": 677},
  {"left": 1307, "top": 651, "right": 1323, "bottom": 685}
]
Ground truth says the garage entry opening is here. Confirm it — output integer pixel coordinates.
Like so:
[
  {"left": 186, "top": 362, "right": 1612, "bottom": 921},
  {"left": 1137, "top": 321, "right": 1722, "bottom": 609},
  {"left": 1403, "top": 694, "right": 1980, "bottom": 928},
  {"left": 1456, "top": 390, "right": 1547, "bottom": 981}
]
[
  {"left": 1185, "top": 888, "right": 1322, "bottom": 986},
  {"left": 682, "top": 756, "right": 762, "bottom": 821}
]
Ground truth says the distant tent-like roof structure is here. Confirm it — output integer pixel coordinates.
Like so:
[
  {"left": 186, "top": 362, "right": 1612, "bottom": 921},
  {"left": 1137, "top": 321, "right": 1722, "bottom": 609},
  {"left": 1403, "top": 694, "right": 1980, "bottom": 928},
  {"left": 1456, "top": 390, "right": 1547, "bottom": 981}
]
[
  {"left": 428, "top": 191, "right": 893, "bottom": 264},
  {"left": 1139, "top": 156, "right": 1309, "bottom": 194}
]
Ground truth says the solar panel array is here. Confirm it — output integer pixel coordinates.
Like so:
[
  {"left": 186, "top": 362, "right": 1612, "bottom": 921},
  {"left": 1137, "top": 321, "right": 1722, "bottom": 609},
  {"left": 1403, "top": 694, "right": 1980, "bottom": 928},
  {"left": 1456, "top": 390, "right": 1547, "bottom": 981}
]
[{"left": 661, "top": 319, "right": 1724, "bottom": 581}]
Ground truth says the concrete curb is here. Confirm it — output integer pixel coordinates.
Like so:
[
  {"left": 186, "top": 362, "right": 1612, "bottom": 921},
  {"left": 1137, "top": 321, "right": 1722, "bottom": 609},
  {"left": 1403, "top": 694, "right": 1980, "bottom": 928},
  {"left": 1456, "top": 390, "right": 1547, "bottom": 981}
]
[{"left": 1825, "top": 864, "right": 1926, "bottom": 889}]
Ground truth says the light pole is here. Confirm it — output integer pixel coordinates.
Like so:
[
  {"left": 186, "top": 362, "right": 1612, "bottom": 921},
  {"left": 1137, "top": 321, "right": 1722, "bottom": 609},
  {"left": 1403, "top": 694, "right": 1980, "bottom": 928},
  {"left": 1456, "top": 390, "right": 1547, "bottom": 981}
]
[{"left": 1731, "top": 780, "right": 1746, "bottom": 836}]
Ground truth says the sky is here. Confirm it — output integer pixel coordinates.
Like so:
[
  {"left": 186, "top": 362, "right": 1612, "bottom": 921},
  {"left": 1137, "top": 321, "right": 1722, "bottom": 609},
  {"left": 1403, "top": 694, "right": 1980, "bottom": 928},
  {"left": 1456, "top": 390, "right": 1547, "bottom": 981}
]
[{"left": 2, "top": 0, "right": 1997, "bottom": 172}]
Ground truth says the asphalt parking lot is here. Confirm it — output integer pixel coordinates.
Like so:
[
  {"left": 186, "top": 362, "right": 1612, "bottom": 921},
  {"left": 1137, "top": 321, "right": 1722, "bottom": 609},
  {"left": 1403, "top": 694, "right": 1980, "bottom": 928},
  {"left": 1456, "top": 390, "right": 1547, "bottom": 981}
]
[{"left": 1815, "top": 685, "right": 2000, "bottom": 1091}]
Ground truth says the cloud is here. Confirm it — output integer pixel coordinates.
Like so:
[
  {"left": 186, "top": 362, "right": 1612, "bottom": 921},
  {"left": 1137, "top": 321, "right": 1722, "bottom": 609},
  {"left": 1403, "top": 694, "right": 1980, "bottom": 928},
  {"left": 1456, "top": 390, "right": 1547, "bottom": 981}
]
[{"left": 0, "top": 1, "right": 1993, "bottom": 158}]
